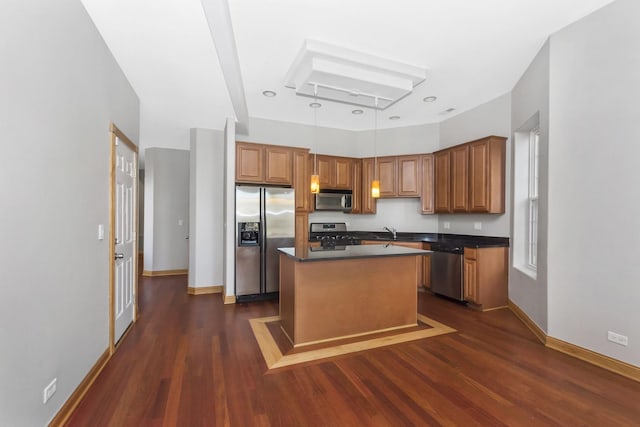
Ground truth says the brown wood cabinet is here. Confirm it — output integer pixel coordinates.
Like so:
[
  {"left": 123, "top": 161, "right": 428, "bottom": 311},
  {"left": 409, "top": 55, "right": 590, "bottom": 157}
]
[
  {"left": 420, "top": 155, "right": 434, "bottom": 214},
  {"left": 434, "top": 150, "right": 451, "bottom": 213},
  {"left": 377, "top": 157, "right": 397, "bottom": 197},
  {"left": 294, "top": 212, "right": 308, "bottom": 249},
  {"left": 451, "top": 145, "right": 469, "bottom": 212},
  {"left": 361, "top": 158, "right": 377, "bottom": 214},
  {"left": 397, "top": 155, "right": 421, "bottom": 197},
  {"left": 313, "top": 154, "right": 353, "bottom": 190},
  {"left": 422, "top": 243, "right": 431, "bottom": 288},
  {"left": 463, "top": 246, "right": 508, "bottom": 311},
  {"left": 235, "top": 141, "right": 292, "bottom": 185},
  {"left": 292, "top": 149, "right": 310, "bottom": 212},
  {"left": 236, "top": 142, "right": 264, "bottom": 183},
  {"left": 334, "top": 157, "right": 352, "bottom": 189},
  {"left": 351, "top": 159, "right": 362, "bottom": 214},
  {"left": 434, "top": 136, "right": 506, "bottom": 213},
  {"left": 468, "top": 136, "right": 506, "bottom": 213},
  {"left": 375, "top": 155, "right": 421, "bottom": 198}
]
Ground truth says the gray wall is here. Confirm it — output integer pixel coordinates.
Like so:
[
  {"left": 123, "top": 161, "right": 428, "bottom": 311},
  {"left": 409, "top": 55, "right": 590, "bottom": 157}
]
[
  {"left": 510, "top": 41, "right": 550, "bottom": 332},
  {"left": 144, "top": 148, "right": 190, "bottom": 272},
  {"left": 0, "top": 1, "right": 139, "bottom": 425},
  {"left": 547, "top": 0, "right": 639, "bottom": 366},
  {"left": 189, "top": 129, "right": 224, "bottom": 288},
  {"left": 437, "top": 93, "right": 512, "bottom": 237}
]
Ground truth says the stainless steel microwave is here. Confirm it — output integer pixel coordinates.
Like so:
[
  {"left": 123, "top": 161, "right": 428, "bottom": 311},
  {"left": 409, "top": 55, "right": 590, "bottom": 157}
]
[{"left": 314, "top": 189, "right": 353, "bottom": 212}]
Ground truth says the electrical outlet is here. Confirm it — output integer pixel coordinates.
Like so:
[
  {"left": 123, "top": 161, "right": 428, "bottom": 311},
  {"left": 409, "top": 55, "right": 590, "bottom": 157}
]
[
  {"left": 443, "top": 222, "right": 450, "bottom": 229},
  {"left": 474, "top": 222, "right": 482, "bottom": 230},
  {"left": 607, "top": 331, "right": 628, "bottom": 346},
  {"left": 43, "top": 378, "right": 57, "bottom": 404}
]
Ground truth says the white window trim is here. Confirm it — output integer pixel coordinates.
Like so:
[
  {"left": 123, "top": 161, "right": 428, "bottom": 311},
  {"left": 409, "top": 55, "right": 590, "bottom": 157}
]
[{"left": 527, "top": 128, "right": 540, "bottom": 271}]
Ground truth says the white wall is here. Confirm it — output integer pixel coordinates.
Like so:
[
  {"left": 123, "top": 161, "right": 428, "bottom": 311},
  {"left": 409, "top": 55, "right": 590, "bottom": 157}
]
[
  {"left": 354, "top": 123, "right": 441, "bottom": 157},
  {"left": 143, "top": 148, "right": 190, "bottom": 272},
  {"left": 547, "top": 0, "right": 640, "bottom": 366},
  {"left": 510, "top": 42, "right": 550, "bottom": 332},
  {"left": 223, "top": 118, "right": 236, "bottom": 299},
  {"left": 237, "top": 116, "right": 358, "bottom": 156},
  {"left": 438, "top": 94, "right": 512, "bottom": 237},
  {"left": 0, "top": 1, "right": 139, "bottom": 424},
  {"left": 189, "top": 129, "right": 224, "bottom": 288}
]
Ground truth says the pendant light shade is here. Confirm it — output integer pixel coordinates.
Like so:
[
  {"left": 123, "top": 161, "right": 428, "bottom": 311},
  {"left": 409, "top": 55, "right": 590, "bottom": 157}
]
[
  {"left": 310, "top": 173, "right": 320, "bottom": 194},
  {"left": 371, "top": 179, "right": 380, "bottom": 198},
  {"left": 310, "top": 85, "right": 321, "bottom": 194},
  {"left": 371, "top": 97, "right": 380, "bottom": 198}
]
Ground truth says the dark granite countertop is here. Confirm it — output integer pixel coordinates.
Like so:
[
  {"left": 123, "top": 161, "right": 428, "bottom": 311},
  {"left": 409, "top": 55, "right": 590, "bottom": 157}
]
[
  {"left": 338, "top": 232, "right": 509, "bottom": 248},
  {"left": 278, "top": 245, "right": 432, "bottom": 262}
]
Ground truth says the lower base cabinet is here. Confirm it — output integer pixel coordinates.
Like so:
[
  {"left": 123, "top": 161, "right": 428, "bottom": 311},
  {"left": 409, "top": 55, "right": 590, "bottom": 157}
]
[
  {"left": 463, "top": 247, "right": 508, "bottom": 310},
  {"left": 422, "top": 243, "right": 431, "bottom": 289}
]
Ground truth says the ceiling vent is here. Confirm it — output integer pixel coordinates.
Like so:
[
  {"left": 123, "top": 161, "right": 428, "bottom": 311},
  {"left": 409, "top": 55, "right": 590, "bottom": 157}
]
[{"left": 284, "top": 40, "right": 428, "bottom": 110}]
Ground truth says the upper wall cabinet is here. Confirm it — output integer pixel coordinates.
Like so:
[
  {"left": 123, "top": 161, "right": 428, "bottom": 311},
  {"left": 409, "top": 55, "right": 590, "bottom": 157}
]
[
  {"left": 469, "top": 136, "right": 506, "bottom": 213},
  {"left": 375, "top": 155, "right": 421, "bottom": 198},
  {"left": 236, "top": 142, "right": 264, "bottom": 183},
  {"left": 361, "top": 157, "right": 377, "bottom": 214},
  {"left": 397, "top": 155, "right": 421, "bottom": 197},
  {"left": 292, "top": 149, "right": 310, "bottom": 212},
  {"left": 434, "top": 150, "right": 451, "bottom": 213},
  {"left": 451, "top": 145, "right": 469, "bottom": 212},
  {"left": 236, "top": 141, "right": 292, "bottom": 185},
  {"left": 434, "top": 136, "right": 506, "bottom": 214},
  {"left": 312, "top": 154, "right": 353, "bottom": 190},
  {"left": 420, "top": 154, "right": 434, "bottom": 214}
]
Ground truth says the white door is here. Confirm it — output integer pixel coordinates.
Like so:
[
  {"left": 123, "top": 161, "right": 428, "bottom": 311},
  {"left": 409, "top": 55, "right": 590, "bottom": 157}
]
[{"left": 114, "top": 136, "right": 136, "bottom": 343}]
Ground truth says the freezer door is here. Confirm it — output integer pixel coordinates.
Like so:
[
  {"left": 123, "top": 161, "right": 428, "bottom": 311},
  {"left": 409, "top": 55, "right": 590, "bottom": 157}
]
[
  {"left": 264, "top": 187, "right": 295, "bottom": 293},
  {"left": 236, "top": 187, "right": 261, "bottom": 296}
]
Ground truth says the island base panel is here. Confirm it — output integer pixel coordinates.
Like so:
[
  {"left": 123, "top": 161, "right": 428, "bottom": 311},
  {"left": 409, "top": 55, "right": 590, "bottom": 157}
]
[{"left": 280, "top": 255, "right": 418, "bottom": 346}]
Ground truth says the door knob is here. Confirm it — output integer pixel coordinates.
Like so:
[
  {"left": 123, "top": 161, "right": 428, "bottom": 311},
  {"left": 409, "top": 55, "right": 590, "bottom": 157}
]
[{"left": 115, "top": 253, "right": 124, "bottom": 259}]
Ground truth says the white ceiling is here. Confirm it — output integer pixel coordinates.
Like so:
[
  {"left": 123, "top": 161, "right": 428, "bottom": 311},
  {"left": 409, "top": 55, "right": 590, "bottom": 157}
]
[{"left": 81, "top": 0, "right": 615, "bottom": 132}]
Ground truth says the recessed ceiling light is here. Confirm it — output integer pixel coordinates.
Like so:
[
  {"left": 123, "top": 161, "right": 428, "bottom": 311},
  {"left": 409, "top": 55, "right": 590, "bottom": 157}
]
[
  {"left": 352, "top": 109, "right": 364, "bottom": 115},
  {"left": 309, "top": 102, "right": 322, "bottom": 108},
  {"left": 389, "top": 115, "right": 401, "bottom": 120},
  {"left": 262, "top": 90, "right": 277, "bottom": 97},
  {"left": 423, "top": 96, "right": 437, "bottom": 103}
]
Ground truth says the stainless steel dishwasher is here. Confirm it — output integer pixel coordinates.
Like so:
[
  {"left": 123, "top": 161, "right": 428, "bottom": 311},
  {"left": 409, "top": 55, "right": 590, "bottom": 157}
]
[{"left": 430, "top": 243, "right": 464, "bottom": 301}]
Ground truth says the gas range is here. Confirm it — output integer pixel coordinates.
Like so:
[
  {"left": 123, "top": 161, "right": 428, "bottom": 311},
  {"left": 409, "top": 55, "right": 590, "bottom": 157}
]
[{"left": 309, "top": 222, "right": 362, "bottom": 248}]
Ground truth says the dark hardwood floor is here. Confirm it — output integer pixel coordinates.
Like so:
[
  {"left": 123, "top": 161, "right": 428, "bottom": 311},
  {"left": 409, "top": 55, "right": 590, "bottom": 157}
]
[{"left": 67, "top": 275, "right": 640, "bottom": 426}]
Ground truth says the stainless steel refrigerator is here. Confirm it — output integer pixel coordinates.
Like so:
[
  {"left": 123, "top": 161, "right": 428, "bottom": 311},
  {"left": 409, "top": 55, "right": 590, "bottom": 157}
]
[{"left": 235, "top": 186, "right": 295, "bottom": 302}]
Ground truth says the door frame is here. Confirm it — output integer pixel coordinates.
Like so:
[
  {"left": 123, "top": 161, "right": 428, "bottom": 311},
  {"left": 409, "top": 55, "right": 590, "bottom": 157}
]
[{"left": 109, "top": 123, "right": 139, "bottom": 355}]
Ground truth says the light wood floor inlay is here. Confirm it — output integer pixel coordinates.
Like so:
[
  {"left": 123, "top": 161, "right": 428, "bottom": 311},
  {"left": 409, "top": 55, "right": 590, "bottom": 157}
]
[{"left": 250, "top": 313, "right": 456, "bottom": 370}]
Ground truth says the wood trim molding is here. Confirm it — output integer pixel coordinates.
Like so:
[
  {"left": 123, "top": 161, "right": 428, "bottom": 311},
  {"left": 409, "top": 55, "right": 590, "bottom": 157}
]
[
  {"left": 546, "top": 337, "right": 640, "bottom": 382},
  {"left": 508, "top": 299, "right": 546, "bottom": 344},
  {"left": 110, "top": 123, "right": 138, "bottom": 153},
  {"left": 223, "top": 294, "right": 236, "bottom": 304},
  {"left": 48, "top": 349, "right": 110, "bottom": 427},
  {"left": 509, "top": 299, "right": 639, "bottom": 382},
  {"left": 187, "top": 285, "right": 223, "bottom": 295},
  {"left": 142, "top": 269, "right": 188, "bottom": 277}
]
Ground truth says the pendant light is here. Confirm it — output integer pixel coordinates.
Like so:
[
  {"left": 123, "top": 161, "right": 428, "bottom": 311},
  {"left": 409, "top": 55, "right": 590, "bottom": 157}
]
[
  {"left": 310, "top": 85, "right": 320, "bottom": 194},
  {"left": 371, "top": 97, "right": 380, "bottom": 198}
]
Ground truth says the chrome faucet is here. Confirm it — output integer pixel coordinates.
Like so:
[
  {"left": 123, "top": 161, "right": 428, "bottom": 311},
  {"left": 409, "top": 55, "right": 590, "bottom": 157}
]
[{"left": 383, "top": 226, "right": 397, "bottom": 240}]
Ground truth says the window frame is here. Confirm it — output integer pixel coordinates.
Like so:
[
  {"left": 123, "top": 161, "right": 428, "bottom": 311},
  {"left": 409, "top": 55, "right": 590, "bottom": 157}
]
[{"left": 527, "top": 128, "right": 540, "bottom": 270}]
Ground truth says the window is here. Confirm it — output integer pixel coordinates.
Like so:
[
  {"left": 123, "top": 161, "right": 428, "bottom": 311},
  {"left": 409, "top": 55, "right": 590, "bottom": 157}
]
[
  {"left": 527, "top": 128, "right": 539, "bottom": 269},
  {"left": 513, "top": 116, "right": 540, "bottom": 279}
]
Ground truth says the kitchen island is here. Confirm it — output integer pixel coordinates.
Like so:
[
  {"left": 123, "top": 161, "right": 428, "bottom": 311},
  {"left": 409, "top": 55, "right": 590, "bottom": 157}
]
[{"left": 278, "top": 245, "right": 431, "bottom": 347}]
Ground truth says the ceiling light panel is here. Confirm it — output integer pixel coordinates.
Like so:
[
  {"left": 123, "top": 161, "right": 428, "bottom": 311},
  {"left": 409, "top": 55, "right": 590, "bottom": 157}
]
[{"left": 284, "top": 40, "right": 428, "bottom": 110}]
